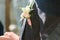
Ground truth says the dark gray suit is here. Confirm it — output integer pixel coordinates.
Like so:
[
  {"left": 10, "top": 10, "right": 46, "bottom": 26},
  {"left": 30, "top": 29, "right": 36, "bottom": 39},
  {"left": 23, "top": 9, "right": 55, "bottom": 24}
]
[
  {"left": 21, "top": 1, "right": 45, "bottom": 40},
  {"left": 22, "top": 4, "right": 42, "bottom": 40},
  {"left": 20, "top": 0, "right": 60, "bottom": 40}
]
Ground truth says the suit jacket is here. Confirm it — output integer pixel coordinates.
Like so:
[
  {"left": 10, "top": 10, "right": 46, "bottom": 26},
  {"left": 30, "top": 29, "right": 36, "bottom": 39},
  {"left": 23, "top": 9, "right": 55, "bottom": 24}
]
[
  {"left": 19, "top": 0, "right": 60, "bottom": 40},
  {"left": 35, "top": 0, "right": 60, "bottom": 16},
  {"left": 20, "top": 1, "right": 46, "bottom": 40}
]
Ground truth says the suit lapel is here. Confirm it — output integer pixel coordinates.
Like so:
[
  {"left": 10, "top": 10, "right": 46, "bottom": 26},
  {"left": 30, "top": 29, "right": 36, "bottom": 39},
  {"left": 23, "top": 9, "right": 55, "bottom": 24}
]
[{"left": 20, "top": 19, "right": 26, "bottom": 40}]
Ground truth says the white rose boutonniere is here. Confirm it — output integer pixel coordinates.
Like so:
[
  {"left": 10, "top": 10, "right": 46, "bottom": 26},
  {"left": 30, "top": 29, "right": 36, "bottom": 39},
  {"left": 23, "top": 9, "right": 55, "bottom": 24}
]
[{"left": 19, "top": 0, "right": 35, "bottom": 29}]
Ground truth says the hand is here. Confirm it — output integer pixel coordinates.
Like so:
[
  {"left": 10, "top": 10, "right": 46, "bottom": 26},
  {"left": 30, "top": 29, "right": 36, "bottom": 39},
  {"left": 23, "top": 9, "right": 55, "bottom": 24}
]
[
  {"left": 4, "top": 32, "right": 19, "bottom": 40},
  {"left": 0, "top": 36, "right": 11, "bottom": 40},
  {"left": 21, "top": 13, "right": 32, "bottom": 26},
  {"left": 21, "top": 12, "right": 31, "bottom": 19}
]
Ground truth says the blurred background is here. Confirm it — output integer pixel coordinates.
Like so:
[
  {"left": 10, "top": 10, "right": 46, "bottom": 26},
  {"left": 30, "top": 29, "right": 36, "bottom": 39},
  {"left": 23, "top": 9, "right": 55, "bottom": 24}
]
[
  {"left": 0, "top": 0, "right": 60, "bottom": 40},
  {"left": 0, "top": 0, "right": 5, "bottom": 35}
]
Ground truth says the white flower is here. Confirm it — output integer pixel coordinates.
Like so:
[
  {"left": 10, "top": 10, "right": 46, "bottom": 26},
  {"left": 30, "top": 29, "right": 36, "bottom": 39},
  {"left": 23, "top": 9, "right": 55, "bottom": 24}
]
[
  {"left": 19, "top": 0, "right": 35, "bottom": 27},
  {"left": 19, "top": 0, "right": 35, "bottom": 19},
  {"left": 20, "top": 6, "right": 31, "bottom": 19}
]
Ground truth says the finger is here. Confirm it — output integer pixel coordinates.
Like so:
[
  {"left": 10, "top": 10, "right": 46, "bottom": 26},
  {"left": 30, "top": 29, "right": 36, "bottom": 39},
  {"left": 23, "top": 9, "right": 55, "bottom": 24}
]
[
  {"left": 4, "top": 32, "right": 10, "bottom": 36},
  {"left": 22, "top": 13, "right": 30, "bottom": 18},
  {"left": 4, "top": 32, "right": 19, "bottom": 40},
  {"left": 4, "top": 32, "right": 13, "bottom": 38},
  {"left": 27, "top": 18, "right": 32, "bottom": 26},
  {"left": 0, "top": 36, "right": 11, "bottom": 40}
]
